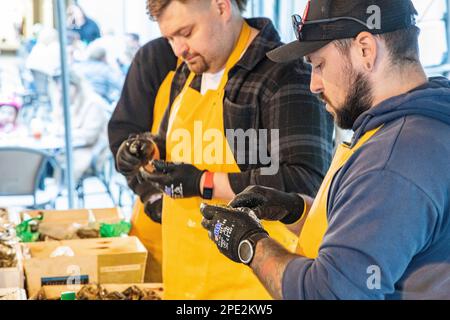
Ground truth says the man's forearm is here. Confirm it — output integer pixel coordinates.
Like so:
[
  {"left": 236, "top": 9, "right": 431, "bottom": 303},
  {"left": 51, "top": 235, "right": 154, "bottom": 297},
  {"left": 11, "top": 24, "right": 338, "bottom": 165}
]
[
  {"left": 286, "top": 194, "right": 314, "bottom": 235},
  {"left": 200, "top": 172, "right": 236, "bottom": 201},
  {"left": 250, "top": 238, "right": 298, "bottom": 300}
]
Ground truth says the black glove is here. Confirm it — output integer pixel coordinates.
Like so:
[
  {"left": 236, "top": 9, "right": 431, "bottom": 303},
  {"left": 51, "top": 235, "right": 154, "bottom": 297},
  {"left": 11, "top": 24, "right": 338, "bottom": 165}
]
[
  {"left": 138, "top": 160, "right": 205, "bottom": 199},
  {"left": 229, "top": 185, "right": 305, "bottom": 224},
  {"left": 200, "top": 204, "right": 268, "bottom": 264},
  {"left": 116, "top": 133, "right": 158, "bottom": 176},
  {"left": 144, "top": 195, "right": 163, "bottom": 224},
  {"left": 126, "top": 175, "right": 163, "bottom": 224},
  {"left": 126, "top": 174, "right": 160, "bottom": 203}
]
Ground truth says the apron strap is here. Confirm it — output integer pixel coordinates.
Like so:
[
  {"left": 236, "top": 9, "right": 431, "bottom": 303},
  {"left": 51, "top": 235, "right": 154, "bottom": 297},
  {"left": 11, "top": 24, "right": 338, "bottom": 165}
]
[
  {"left": 218, "top": 21, "right": 252, "bottom": 91},
  {"left": 183, "top": 21, "right": 252, "bottom": 91}
]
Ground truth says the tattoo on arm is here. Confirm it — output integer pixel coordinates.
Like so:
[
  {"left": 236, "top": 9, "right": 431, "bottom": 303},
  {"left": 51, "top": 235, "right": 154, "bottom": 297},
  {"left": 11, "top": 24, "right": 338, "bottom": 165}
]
[{"left": 250, "top": 238, "right": 298, "bottom": 300}]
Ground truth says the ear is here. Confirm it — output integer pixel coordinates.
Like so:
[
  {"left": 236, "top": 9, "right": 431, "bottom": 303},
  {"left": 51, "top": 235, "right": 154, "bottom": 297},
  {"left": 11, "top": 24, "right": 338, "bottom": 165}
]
[
  {"left": 211, "top": 0, "right": 233, "bottom": 22},
  {"left": 354, "top": 32, "right": 378, "bottom": 72}
]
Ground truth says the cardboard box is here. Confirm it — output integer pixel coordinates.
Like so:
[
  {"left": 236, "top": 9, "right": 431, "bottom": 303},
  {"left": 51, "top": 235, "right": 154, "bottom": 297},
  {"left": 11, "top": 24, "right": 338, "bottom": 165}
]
[
  {"left": 0, "top": 288, "right": 27, "bottom": 300},
  {"left": 20, "top": 208, "right": 125, "bottom": 241},
  {"left": 0, "top": 243, "right": 24, "bottom": 289},
  {"left": 31, "top": 283, "right": 163, "bottom": 300},
  {"left": 23, "top": 236, "right": 147, "bottom": 297},
  {"left": 21, "top": 208, "right": 124, "bottom": 225}
]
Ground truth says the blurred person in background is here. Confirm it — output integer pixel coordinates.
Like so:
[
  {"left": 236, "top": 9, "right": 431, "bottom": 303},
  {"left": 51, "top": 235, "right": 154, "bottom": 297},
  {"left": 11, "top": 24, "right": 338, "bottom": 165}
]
[
  {"left": 52, "top": 71, "right": 109, "bottom": 182},
  {"left": 0, "top": 99, "right": 23, "bottom": 135},
  {"left": 88, "top": 30, "right": 128, "bottom": 74},
  {"left": 75, "top": 45, "right": 124, "bottom": 105},
  {"left": 25, "top": 28, "right": 61, "bottom": 99},
  {"left": 67, "top": 4, "right": 101, "bottom": 45},
  {"left": 66, "top": 30, "right": 87, "bottom": 64},
  {"left": 22, "top": 23, "right": 43, "bottom": 55},
  {"left": 118, "top": 33, "right": 142, "bottom": 75}
]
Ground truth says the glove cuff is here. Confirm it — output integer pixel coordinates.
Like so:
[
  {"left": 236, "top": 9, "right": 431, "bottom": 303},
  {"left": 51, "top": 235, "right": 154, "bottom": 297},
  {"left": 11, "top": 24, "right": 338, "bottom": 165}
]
[
  {"left": 238, "top": 230, "right": 269, "bottom": 265},
  {"left": 193, "top": 170, "right": 207, "bottom": 197},
  {"left": 280, "top": 194, "right": 306, "bottom": 225}
]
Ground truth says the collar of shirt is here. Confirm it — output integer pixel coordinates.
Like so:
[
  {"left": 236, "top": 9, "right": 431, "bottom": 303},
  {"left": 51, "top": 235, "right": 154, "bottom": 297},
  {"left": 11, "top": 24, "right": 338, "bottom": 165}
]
[{"left": 235, "top": 17, "right": 282, "bottom": 71}]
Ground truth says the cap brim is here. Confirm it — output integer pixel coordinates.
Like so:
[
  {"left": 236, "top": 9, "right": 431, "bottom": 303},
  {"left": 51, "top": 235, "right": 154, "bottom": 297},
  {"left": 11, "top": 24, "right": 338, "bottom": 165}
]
[{"left": 267, "top": 40, "right": 331, "bottom": 63}]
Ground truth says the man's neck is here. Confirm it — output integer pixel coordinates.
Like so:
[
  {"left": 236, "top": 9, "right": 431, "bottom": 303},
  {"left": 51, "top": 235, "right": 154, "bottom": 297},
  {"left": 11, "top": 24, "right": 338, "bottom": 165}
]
[
  {"left": 209, "top": 18, "right": 259, "bottom": 73},
  {"left": 371, "top": 66, "right": 428, "bottom": 108}
]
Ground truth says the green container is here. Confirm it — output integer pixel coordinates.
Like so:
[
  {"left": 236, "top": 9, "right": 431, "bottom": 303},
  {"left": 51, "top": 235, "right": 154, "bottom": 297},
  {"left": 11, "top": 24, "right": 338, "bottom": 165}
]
[{"left": 60, "top": 291, "right": 76, "bottom": 300}]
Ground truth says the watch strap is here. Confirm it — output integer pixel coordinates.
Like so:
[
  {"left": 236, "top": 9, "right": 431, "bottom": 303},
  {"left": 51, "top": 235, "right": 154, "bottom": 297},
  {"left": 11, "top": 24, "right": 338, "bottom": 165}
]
[{"left": 202, "top": 171, "right": 214, "bottom": 200}]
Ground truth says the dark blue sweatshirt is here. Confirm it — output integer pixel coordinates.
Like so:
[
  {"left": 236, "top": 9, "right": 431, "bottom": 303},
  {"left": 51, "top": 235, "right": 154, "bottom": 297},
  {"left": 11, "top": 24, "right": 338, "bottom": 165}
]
[{"left": 283, "top": 77, "right": 450, "bottom": 300}]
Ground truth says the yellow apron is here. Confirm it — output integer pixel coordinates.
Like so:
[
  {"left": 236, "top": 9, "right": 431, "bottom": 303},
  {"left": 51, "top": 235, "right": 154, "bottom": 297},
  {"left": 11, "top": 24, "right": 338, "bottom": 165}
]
[
  {"left": 162, "top": 22, "right": 298, "bottom": 300},
  {"left": 297, "top": 127, "right": 382, "bottom": 258},
  {"left": 129, "top": 69, "right": 177, "bottom": 282}
]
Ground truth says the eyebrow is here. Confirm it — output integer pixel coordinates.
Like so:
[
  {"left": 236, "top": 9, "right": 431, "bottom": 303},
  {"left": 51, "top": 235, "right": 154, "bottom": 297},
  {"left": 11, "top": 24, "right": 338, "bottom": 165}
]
[
  {"left": 304, "top": 56, "right": 312, "bottom": 64},
  {"left": 166, "top": 25, "right": 193, "bottom": 38}
]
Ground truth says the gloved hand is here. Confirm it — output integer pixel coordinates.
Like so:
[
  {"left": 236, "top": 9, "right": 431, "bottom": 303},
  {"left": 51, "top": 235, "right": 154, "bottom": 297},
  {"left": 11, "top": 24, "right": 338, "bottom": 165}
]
[
  {"left": 229, "top": 185, "right": 305, "bottom": 224},
  {"left": 200, "top": 204, "right": 268, "bottom": 264},
  {"left": 116, "top": 133, "right": 158, "bottom": 176},
  {"left": 126, "top": 174, "right": 160, "bottom": 203},
  {"left": 144, "top": 196, "right": 163, "bottom": 224},
  {"left": 126, "top": 175, "right": 163, "bottom": 224},
  {"left": 139, "top": 160, "right": 205, "bottom": 199}
]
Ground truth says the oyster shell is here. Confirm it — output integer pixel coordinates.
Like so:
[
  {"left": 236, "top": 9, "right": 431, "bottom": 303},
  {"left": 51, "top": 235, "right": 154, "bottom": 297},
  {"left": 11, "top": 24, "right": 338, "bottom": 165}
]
[
  {"left": 0, "top": 241, "right": 17, "bottom": 268},
  {"left": 104, "top": 291, "right": 127, "bottom": 300},
  {"left": 122, "top": 285, "right": 144, "bottom": 300},
  {"left": 76, "top": 284, "right": 108, "bottom": 300},
  {"left": 76, "top": 227, "right": 100, "bottom": 239}
]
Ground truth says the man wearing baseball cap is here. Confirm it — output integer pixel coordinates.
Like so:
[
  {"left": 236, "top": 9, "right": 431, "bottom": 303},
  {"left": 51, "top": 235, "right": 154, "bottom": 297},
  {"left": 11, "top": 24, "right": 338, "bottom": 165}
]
[{"left": 201, "top": 0, "right": 450, "bottom": 299}]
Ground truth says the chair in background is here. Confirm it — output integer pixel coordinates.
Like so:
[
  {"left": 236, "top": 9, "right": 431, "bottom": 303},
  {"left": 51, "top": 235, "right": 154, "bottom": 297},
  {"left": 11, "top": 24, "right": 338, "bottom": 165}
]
[
  {"left": 112, "top": 173, "right": 136, "bottom": 208},
  {"left": 0, "top": 147, "right": 63, "bottom": 209},
  {"left": 75, "top": 141, "right": 115, "bottom": 207}
]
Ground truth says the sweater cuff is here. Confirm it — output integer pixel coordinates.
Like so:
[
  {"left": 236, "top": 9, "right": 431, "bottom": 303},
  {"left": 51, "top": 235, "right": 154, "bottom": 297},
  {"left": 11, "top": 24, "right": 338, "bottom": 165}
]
[{"left": 282, "top": 256, "right": 313, "bottom": 300}]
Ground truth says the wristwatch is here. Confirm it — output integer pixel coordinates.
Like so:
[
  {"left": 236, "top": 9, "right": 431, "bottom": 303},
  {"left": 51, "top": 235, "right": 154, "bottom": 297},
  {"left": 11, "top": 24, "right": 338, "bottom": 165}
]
[
  {"left": 202, "top": 171, "right": 214, "bottom": 200},
  {"left": 238, "top": 232, "right": 268, "bottom": 265}
]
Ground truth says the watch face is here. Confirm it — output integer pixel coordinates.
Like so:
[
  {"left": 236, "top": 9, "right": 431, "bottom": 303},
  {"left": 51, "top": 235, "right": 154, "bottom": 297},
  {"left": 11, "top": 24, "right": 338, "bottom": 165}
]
[{"left": 238, "top": 240, "right": 254, "bottom": 264}]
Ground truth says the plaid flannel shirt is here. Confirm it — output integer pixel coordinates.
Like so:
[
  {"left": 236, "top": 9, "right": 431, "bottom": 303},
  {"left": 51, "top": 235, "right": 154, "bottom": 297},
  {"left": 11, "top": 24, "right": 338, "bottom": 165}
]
[{"left": 157, "top": 18, "right": 334, "bottom": 196}]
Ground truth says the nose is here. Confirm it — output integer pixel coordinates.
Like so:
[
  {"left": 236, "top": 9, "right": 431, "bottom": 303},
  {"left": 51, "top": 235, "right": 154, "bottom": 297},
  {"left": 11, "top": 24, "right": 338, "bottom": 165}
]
[
  {"left": 309, "top": 70, "right": 324, "bottom": 95},
  {"left": 171, "top": 38, "right": 189, "bottom": 58}
]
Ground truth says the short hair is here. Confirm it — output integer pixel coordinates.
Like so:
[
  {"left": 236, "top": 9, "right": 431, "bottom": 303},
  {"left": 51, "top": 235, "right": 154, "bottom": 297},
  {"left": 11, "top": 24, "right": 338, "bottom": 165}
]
[
  {"left": 147, "top": 0, "right": 248, "bottom": 21},
  {"left": 334, "top": 26, "right": 421, "bottom": 67}
]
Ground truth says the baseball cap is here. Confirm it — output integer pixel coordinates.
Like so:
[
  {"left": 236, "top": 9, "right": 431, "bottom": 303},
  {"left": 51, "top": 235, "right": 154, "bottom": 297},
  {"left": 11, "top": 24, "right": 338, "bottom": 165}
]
[{"left": 267, "top": 0, "right": 418, "bottom": 63}]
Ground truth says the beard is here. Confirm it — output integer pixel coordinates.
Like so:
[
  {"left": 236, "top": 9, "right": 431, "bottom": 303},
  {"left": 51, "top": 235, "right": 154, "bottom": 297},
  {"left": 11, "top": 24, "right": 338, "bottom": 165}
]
[
  {"left": 336, "top": 72, "right": 373, "bottom": 130},
  {"left": 321, "top": 64, "right": 374, "bottom": 130},
  {"left": 183, "top": 52, "right": 210, "bottom": 74}
]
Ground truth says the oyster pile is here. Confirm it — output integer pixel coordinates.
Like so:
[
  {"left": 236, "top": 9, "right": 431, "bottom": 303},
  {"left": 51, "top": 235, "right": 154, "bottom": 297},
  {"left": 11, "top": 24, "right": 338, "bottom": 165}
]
[
  {"left": 0, "top": 208, "right": 8, "bottom": 223},
  {"left": 77, "top": 284, "right": 162, "bottom": 300},
  {"left": 75, "top": 227, "right": 100, "bottom": 239},
  {"left": 35, "top": 284, "right": 163, "bottom": 300},
  {"left": 0, "top": 241, "right": 17, "bottom": 268},
  {"left": 0, "top": 209, "right": 18, "bottom": 268}
]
